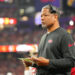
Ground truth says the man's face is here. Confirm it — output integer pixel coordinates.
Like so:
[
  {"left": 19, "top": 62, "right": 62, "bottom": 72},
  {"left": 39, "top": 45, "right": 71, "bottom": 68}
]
[{"left": 41, "top": 8, "right": 55, "bottom": 28}]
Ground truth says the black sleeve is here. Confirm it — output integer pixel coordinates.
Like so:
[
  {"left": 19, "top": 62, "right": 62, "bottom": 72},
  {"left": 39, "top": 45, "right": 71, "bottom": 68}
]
[{"left": 47, "top": 33, "right": 75, "bottom": 69}]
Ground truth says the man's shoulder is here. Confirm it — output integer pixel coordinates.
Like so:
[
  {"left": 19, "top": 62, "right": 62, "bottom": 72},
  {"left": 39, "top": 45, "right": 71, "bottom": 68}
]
[{"left": 58, "top": 27, "right": 69, "bottom": 36}]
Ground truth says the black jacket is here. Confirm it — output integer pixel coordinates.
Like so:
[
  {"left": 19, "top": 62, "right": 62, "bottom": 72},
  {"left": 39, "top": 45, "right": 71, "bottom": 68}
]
[{"left": 33, "top": 27, "right": 75, "bottom": 75}]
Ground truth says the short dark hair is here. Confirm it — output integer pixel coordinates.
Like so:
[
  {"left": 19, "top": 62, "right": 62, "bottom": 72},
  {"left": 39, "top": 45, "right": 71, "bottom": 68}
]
[{"left": 42, "top": 4, "right": 60, "bottom": 18}]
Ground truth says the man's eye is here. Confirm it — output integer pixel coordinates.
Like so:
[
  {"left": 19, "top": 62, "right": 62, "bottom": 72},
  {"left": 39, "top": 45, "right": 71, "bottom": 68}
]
[
  {"left": 44, "top": 15, "right": 48, "bottom": 16},
  {"left": 41, "top": 15, "right": 48, "bottom": 17}
]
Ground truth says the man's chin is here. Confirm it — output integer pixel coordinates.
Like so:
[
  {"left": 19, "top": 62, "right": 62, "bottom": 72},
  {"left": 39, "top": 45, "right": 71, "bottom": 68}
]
[{"left": 42, "top": 24, "right": 47, "bottom": 28}]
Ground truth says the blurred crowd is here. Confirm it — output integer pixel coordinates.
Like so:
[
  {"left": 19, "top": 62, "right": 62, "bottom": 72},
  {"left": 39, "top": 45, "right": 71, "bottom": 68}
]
[
  {"left": 0, "top": 29, "right": 45, "bottom": 45},
  {"left": 0, "top": 58, "right": 24, "bottom": 75},
  {"left": 0, "top": 52, "right": 30, "bottom": 75}
]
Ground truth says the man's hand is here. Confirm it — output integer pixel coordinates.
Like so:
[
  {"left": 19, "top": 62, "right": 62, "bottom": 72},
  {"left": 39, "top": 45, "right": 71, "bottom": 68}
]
[{"left": 32, "top": 57, "right": 49, "bottom": 66}]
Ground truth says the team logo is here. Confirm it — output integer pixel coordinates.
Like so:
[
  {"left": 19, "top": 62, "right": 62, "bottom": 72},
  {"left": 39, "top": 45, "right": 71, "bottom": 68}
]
[{"left": 68, "top": 43, "right": 74, "bottom": 47}]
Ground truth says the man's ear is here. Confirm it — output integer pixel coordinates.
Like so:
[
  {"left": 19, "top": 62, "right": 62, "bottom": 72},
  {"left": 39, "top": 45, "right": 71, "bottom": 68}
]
[{"left": 54, "top": 14, "right": 58, "bottom": 19}]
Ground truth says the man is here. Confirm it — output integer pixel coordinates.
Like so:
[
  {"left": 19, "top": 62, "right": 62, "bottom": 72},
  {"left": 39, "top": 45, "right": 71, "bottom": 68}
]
[{"left": 24, "top": 5, "right": 75, "bottom": 75}]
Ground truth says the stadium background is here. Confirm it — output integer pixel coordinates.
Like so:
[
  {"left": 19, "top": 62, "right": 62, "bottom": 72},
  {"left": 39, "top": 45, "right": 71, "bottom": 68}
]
[{"left": 0, "top": 0, "right": 75, "bottom": 75}]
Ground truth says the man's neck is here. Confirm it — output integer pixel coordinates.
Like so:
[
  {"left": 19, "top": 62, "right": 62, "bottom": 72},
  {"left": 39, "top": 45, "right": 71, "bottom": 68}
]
[{"left": 47, "top": 24, "right": 60, "bottom": 33}]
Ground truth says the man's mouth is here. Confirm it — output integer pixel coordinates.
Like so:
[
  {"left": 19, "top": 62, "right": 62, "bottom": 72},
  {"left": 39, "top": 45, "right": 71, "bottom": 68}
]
[{"left": 42, "top": 22, "right": 45, "bottom": 24}]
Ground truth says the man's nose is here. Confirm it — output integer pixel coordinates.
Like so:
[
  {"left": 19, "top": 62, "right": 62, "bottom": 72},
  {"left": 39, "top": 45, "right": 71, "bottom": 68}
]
[{"left": 41, "top": 16, "right": 44, "bottom": 20}]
